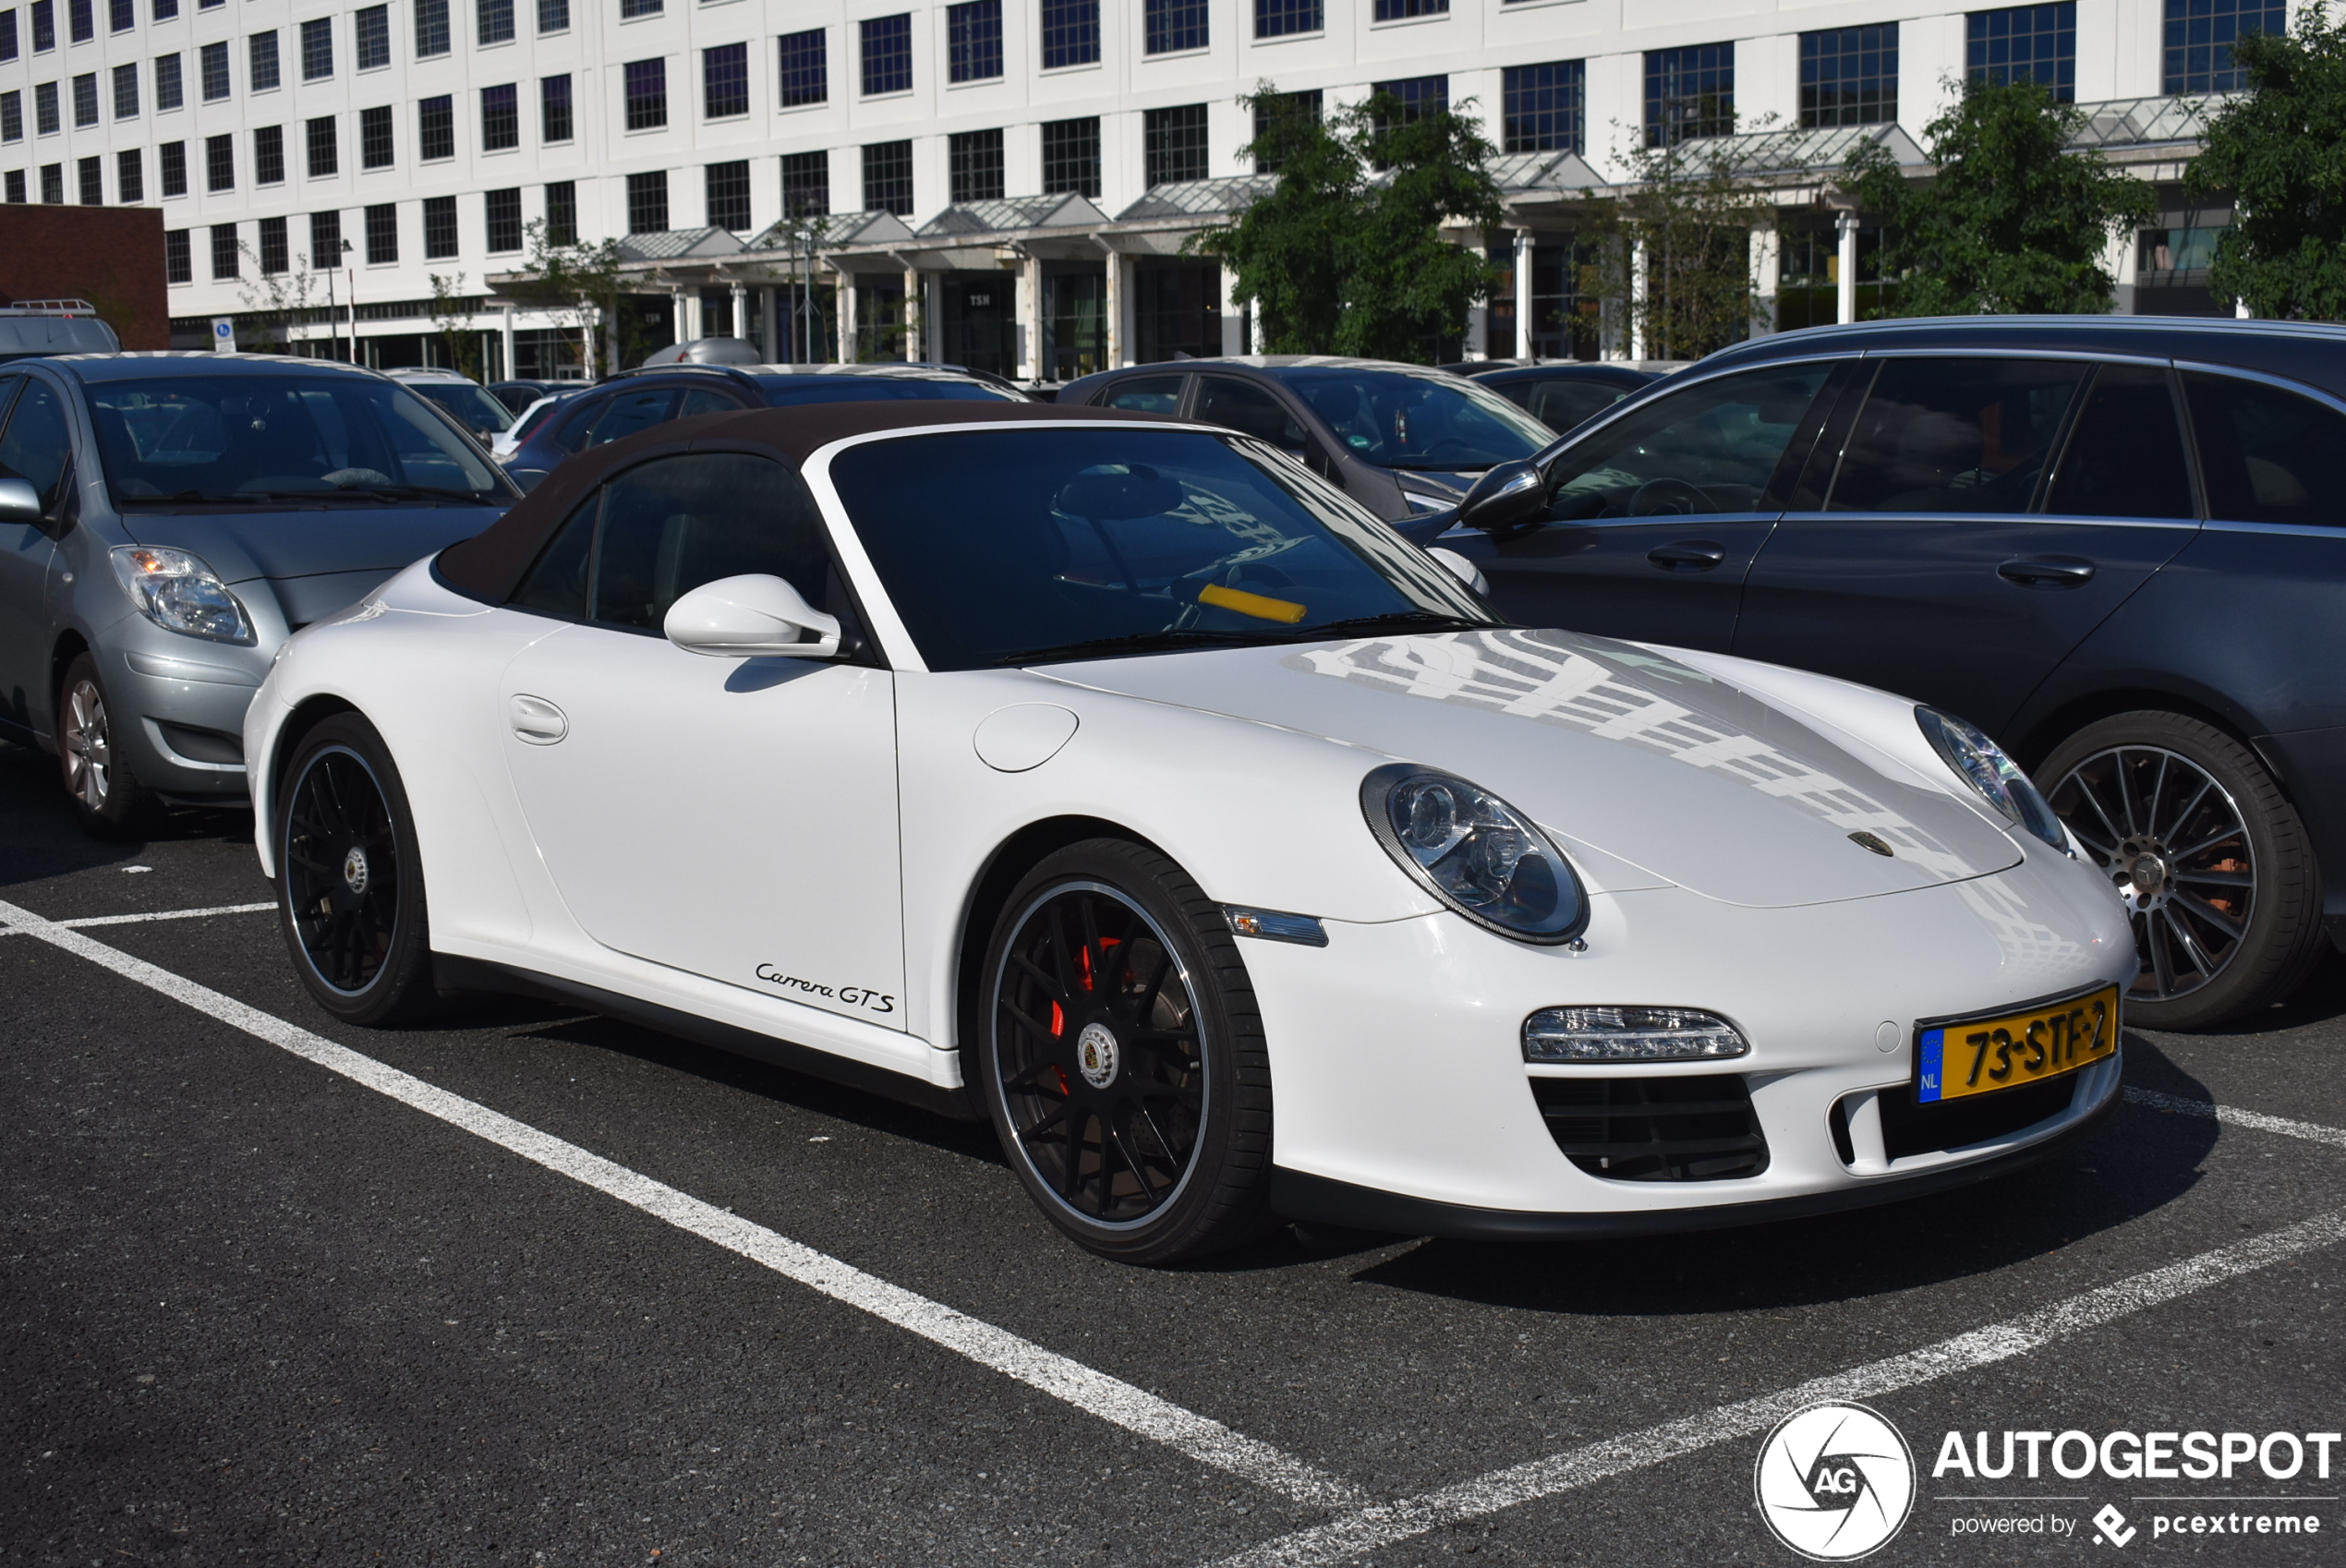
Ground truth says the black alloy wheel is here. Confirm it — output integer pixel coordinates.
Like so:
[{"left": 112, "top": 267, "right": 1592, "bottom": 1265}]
[
  {"left": 2041, "top": 710, "right": 2326, "bottom": 1031},
  {"left": 979, "top": 839, "right": 1274, "bottom": 1263},
  {"left": 276, "top": 713, "right": 440, "bottom": 1024}
]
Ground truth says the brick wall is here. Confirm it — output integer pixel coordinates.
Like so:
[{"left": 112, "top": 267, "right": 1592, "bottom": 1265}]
[{"left": 0, "top": 207, "right": 170, "bottom": 351}]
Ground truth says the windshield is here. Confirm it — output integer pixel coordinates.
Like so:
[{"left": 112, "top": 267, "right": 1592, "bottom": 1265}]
[
  {"left": 86, "top": 375, "right": 507, "bottom": 506},
  {"left": 756, "top": 378, "right": 1021, "bottom": 408},
  {"left": 829, "top": 427, "right": 1495, "bottom": 671},
  {"left": 1275, "top": 369, "right": 1556, "bottom": 469},
  {"left": 412, "top": 380, "right": 516, "bottom": 433}
]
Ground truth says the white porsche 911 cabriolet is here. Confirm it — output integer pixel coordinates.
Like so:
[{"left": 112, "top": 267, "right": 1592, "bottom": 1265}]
[{"left": 246, "top": 401, "right": 2134, "bottom": 1263}]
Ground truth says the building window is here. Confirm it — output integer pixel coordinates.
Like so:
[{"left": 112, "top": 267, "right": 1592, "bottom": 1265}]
[
  {"left": 259, "top": 213, "right": 288, "bottom": 273},
  {"left": 1041, "top": 115, "right": 1099, "bottom": 197},
  {"left": 356, "top": 6, "right": 388, "bottom": 68},
  {"left": 1039, "top": 0, "right": 1096, "bottom": 68},
  {"left": 1370, "top": 74, "right": 1446, "bottom": 128},
  {"left": 5, "top": 171, "right": 24, "bottom": 201},
  {"left": 159, "top": 138, "right": 183, "bottom": 193},
  {"left": 418, "top": 93, "right": 453, "bottom": 158},
  {"left": 165, "top": 226, "right": 190, "bottom": 281},
  {"left": 423, "top": 193, "right": 456, "bottom": 256},
  {"left": 1145, "top": 0, "right": 1206, "bottom": 53},
  {"left": 1645, "top": 42, "right": 1735, "bottom": 145},
  {"left": 199, "top": 40, "right": 227, "bottom": 101},
  {"left": 1143, "top": 103, "right": 1208, "bottom": 185},
  {"left": 30, "top": 0, "right": 51, "bottom": 49},
  {"left": 861, "top": 138, "right": 910, "bottom": 213},
  {"left": 545, "top": 178, "right": 575, "bottom": 242},
  {"left": 253, "top": 121, "right": 283, "bottom": 183},
  {"left": 360, "top": 103, "right": 391, "bottom": 165},
  {"left": 623, "top": 57, "right": 665, "bottom": 129},
  {"left": 481, "top": 82, "right": 517, "bottom": 148},
  {"left": 541, "top": 75, "right": 571, "bottom": 141},
  {"left": 478, "top": 0, "right": 513, "bottom": 44},
  {"left": 249, "top": 31, "right": 279, "bottom": 92},
  {"left": 300, "top": 17, "right": 333, "bottom": 80},
  {"left": 2165, "top": 0, "right": 2278, "bottom": 92},
  {"left": 364, "top": 200, "right": 396, "bottom": 262},
  {"left": 1801, "top": 24, "right": 1897, "bottom": 127},
  {"left": 1373, "top": 0, "right": 1444, "bottom": 18},
  {"left": 307, "top": 114, "right": 336, "bottom": 175},
  {"left": 485, "top": 185, "right": 522, "bottom": 250},
  {"left": 703, "top": 42, "right": 746, "bottom": 117},
  {"left": 211, "top": 223, "right": 237, "bottom": 278},
  {"left": 0, "top": 90, "right": 16, "bottom": 140},
  {"left": 153, "top": 53, "right": 179, "bottom": 110},
  {"left": 1254, "top": 0, "right": 1319, "bottom": 38},
  {"left": 947, "top": 0, "right": 1000, "bottom": 82},
  {"left": 706, "top": 157, "right": 748, "bottom": 228},
  {"left": 151, "top": 0, "right": 171, "bottom": 20},
  {"left": 1503, "top": 60, "right": 1582, "bottom": 154},
  {"left": 778, "top": 28, "right": 825, "bottom": 105},
  {"left": 71, "top": 70, "right": 94, "bottom": 127},
  {"left": 1966, "top": 3, "right": 2074, "bottom": 101},
  {"left": 67, "top": 0, "right": 86, "bottom": 42},
  {"left": 203, "top": 129, "right": 232, "bottom": 189},
  {"left": 1252, "top": 88, "right": 1319, "bottom": 172},
  {"left": 41, "top": 161, "right": 62, "bottom": 202},
  {"left": 310, "top": 209, "right": 342, "bottom": 268},
  {"left": 115, "top": 146, "right": 139, "bottom": 200},
  {"left": 780, "top": 148, "right": 826, "bottom": 216},
  {"left": 415, "top": 0, "right": 449, "bottom": 58},
  {"left": 949, "top": 127, "right": 1001, "bottom": 202},
  {"left": 619, "top": 0, "right": 659, "bottom": 16},
  {"left": 35, "top": 80, "right": 57, "bottom": 135},
  {"left": 77, "top": 152, "right": 100, "bottom": 202},
  {"left": 108, "top": 0, "right": 130, "bottom": 32},
  {"left": 538, "top": 0, "right": 566, "bottom": 31},
  {"left": 0, "top": 10, "right": 14, "bottom": 58},
  {"left": 860, "top": 14, "right": 909, "bottom": 96},
  {"left": 625, "top": 167, "right": 667, "bottom": 231}
]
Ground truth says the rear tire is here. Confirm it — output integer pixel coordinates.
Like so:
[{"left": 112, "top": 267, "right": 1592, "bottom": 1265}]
[
  {"left": 2040, "top": 710, "right": 2325, "bottom": 1031},
  {"left": 275, "top": 713, "right": 441, "bottom": 1026},
  {"left": 55, "top": 654, "right": 163, "bottom": 840}
]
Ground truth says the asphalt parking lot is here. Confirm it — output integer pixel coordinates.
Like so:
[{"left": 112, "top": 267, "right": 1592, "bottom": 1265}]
[{"left": 5, "top": 734, "right": 2343, "bottom": 1568}]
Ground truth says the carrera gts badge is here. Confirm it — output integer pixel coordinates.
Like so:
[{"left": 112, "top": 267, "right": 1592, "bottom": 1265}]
[{"left": 1848, "top": 831, "right": 1895, "bottom": 857}]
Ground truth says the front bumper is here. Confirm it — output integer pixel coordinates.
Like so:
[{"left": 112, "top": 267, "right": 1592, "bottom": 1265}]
[{"left": 100, "top": 628, "right": 270, "bottom": 801}]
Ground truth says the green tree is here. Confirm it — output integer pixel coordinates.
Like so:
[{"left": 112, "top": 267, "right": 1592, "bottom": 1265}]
[
  {"left": 1849, "top": 79, "right": 2153, "bottom": 315},
  {"left": 502, "top": 220, "right": 628, "bottom": 376},
  {"left": 2190, "top": 5, "right": 2346, "bottom": 319},
  {"left": 1578, "top": 136, "right": 1769, "bottom": 359},
  {"left": 429, "top": 271, "right": 488, "bottom": 380},
  {"left": 1192, "top": 86, "right": 1504, "bottom": 359}
]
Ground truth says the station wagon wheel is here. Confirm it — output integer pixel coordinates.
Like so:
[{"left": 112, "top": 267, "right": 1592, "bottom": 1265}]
[
  {"left": 54, "top": 653, "right": 161, "bottom": 839},
  {"left": 275, "top": 714, "right": 441, "bottom": 1025},
  {"left": 978, "top": 839, "right": 1275, "bottom": 1264},
  {"left": 2041, "top": 711, "right": 2325, "bottom": 1031}
]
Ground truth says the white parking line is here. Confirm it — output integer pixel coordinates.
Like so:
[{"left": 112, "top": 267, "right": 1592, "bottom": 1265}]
[
  {"left": 0, "top": 901, "right": 276, "bottom": 934},
  {"left": 2123, "top": 1085, "right": 2346, "bottom": 1152},
  {"left": 0, "top": 897, "right": 1367, "bottom": 1512},
  {"left": 1208, "top": 1211, "right": 2346, "bottom": 1566}
]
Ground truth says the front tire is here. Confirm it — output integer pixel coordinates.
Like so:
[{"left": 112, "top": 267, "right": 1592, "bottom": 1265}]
[
  {"left": 55, "top": 653, "right": 162, "bottom": 839},
  {"left": 977, "top": 838, "right": 1275, "bottom": 1264},
  {"left": 2041, "top": 710, "right": 2325, "bottom": 1031},
  {"left": 275, "top": 714, "right": 440, "bottom": 1025}
]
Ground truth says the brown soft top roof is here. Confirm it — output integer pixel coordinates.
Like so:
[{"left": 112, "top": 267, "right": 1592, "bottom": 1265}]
[{"left": 436, "top": 399, "right": 1184, "bottom": 602}]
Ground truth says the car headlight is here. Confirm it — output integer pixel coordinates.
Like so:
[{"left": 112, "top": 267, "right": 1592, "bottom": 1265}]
[
  {"left": 1361, "top": 763, "right": 1588, "bottom": 943},
  {"left": 1916, "top": 706, "right": 2067, "bottom": 851},
  {"left": 110, "top": 545, "right": 253, "bottom": 644}
]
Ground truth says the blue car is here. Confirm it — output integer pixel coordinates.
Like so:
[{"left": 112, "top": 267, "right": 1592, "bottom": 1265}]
[{"left": 0, "top": 354, "right": 517, "bottom": 835}]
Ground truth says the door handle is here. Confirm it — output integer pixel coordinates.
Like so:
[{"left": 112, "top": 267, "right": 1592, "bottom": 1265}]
[
  {"left": 1997, "top": 556, "right": 2097, "bottom": 588},
  {"left": 1647, "top": 541, "right": 1727, "bottom": 572},
  {"left": 509, "top": 693, "right": 568, "bottom": 744}
]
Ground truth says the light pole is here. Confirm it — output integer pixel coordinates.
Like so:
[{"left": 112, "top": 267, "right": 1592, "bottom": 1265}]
[{"left": 341, "top": 237, "right": 357, "bottom": 364}]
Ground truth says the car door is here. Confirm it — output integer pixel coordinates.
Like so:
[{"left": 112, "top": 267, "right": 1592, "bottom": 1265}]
[
  {"left": 1734, "top": 356, "right": 2200, "bottom": 736},
  {"left": 495, "top": 448, "right": 908, "bottom": 1029},
  {"left": 1438, "top": 360, "right": 1837, "bottom": 650},
  {"left": 0, "top": 375, "right": 65, "bottom": 740}
]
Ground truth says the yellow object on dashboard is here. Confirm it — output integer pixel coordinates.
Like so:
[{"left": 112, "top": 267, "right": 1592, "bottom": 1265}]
[{"left": 1198, "top": 583, "right": 1308, "bottom": 623}]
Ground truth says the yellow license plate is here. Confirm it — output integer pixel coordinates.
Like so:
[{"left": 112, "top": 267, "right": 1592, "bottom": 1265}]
[{"left": 1915, "top": 985, "right": 2120, "bottom": 1104}]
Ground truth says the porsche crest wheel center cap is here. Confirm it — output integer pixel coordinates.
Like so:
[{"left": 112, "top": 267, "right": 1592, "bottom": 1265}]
[
  {"left": 342, "top": 847, "right": 370, "bottom": 897},
  {"left": 1076, "top": 1022, "right": 1120, "bottom": 1090}
]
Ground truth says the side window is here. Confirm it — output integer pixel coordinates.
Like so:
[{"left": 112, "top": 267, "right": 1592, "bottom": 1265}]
[
  {"left": 1544, "top": 364, "right": 1831, "bottom": 520},
  {"left": 1828, "top": 358, "right": 2086, "bottom": 515},
  {"left": 589, "top": 452, "right": 833, "bottom": 632},
  {"left": 510, "top": 489, "right": 596, "bottom": 620},
  {"left": 1196, "top": 376, "right": 1309, "bottom": 452},
  {"left": 0, "top": 380, "right": 74, "bottom": 513},
  {"left": 584, "top": 389, "right": 678, "bottom": 449},
  {"left": 678, "top": 387, "right": 744, "bottom": 418},
  {"left": 1522, "top": 378, "right": 1628, "bottom": 434},
  {"left": 550, "top": 397, "right": 603, "bottom": 454},
  {"left": 1101, "top": 374, "right": 1184, "bottom": 414},
  {"left": 2184, "top": 370, "right": 2346, "bottom": 526},
  {"left": 2043, "top": 365, "right": 2194, "bottom": 520}
]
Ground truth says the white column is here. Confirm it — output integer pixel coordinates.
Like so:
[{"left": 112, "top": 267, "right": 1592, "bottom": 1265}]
[
  {"left": 922, "top": 271, "right": 941, "bottom": 363},
  {"left": 1749, "top": 223, "right": 1780, "bottom": 339},
  {"left": 838, "top": 273, "right": 856, "bottom": 364},
  {"left": 1835, "top": 211, "right": 1858, "bottom": 326},
  {"left": 684, "top": 288, "right": 707, "bottom": 343},
  {"left": 1513, "top": 230, "right": 1534, "bottom": 361},
  {"left": 729, "top": 281, "right": 748, "bottom": 343},
  {"left": 1019, "top": 252, "right": 1044, "bottom": 381},
  {"left": 1102, "top": 248, "right": 1126, "bottom": 369},
  {"left": 1627, "top": 237, "right": 1649, "bottom": 362},
  {"left": 760, "top": 286, "right": 780, "bottom": 360},
  {"left": 902, "top": 268, "right": 921, "bottom": 360},
  {"left": 1218, "top": 265, "right": 1245, "bottom": 356},
  {"left": 501, "top": 307, "right": 517, "bottom": 381},
  {"left": 670, "top": 286, "right": 688, "bottom": 345}
]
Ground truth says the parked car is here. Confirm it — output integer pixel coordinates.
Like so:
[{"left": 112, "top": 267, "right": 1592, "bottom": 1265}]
[
  {"left": 383, "top": 367, "right": 517, "bottom": 445},
  {"left": 1057, "top": 356, "right": 1560, "bottom": 523},
  {"left": 640, "top": 336, "right": 765, "bottom": 367},
  {"left": 500, "top": 362, "right": 1026, "bottom": 489},
  {"left": 489, "top": 378, "right": 585, "bottom": 416},
  {"left": 0, "top": 354, "right": 518, "bottom": 835},
  {"left": 0, "top": 301, "right": 120, "bottom": 365},
  {"left": 246, "top": 399, "right": 2129, "bottom": 1261},
  {"left": 492, "top": 388, "right": 587, "bottom": 461},
  {"left": 1434, "top": 314, "right": 2346, "bottom": 1029},
  {"left": 1466, "top": 362, "right": 1663, "bottom": 435}
]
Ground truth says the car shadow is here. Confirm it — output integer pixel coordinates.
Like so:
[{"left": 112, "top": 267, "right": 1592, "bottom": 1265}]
[
  {"left": 2146, "top": 949, "right": 2346, "bottom": 1040},
  {"left": 0, "top": 738, "right": 256, "bottom": 891}
]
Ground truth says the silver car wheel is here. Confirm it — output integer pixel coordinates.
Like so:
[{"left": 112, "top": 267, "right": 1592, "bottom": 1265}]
[{"left": 62, "top": 677, "right": 114, "bottom": 812}]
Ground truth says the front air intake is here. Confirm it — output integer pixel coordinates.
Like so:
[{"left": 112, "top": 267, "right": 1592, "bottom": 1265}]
[{"left": 1530, "top": 1074, "right": 1769, "bottom": 1182}]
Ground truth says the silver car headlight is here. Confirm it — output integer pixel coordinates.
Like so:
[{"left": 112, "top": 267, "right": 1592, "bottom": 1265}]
[
  {"left": 1361, "top": 763, "right": 1588, "bottom": 943},
  {"left": 1916, "top": 706, "right": 2067, "bottom": 851},
  {"left": 110, "top": 545, "right": 254, "bottom": 644}
]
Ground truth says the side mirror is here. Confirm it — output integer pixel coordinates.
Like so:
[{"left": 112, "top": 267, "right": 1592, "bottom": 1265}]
[
  {"left": 0, "top": 476, "right": 41, "bottom": 522},
  {"left": 1456, "top": 460, "right": 1547, "bottom": 536},
  {"left": 663, "top": 573, "right": 842, "bottom": 659},
  {"left": 1425, "top": 546, "right": 1489, "bottom": 595}
]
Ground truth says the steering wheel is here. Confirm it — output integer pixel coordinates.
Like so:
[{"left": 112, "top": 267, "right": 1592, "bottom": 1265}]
[{"left": 1626, "top": 476, "right": 1717, "bottom": 516}]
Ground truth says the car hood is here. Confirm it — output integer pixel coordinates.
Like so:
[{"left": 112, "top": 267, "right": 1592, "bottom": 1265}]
[
  {"left": 1041, "top": 628, "right": 2026, "bottom": 910},
  {"left": 119, "top": 503, "right": 507, "bottom": 585}
]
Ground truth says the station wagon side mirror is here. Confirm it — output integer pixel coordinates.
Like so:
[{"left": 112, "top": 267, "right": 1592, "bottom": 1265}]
[
  {"left": 0, "top": 476, "right": 41, "bottom": 523},
  {"left": 663, "top": 573, "right": 842, "bottom": 660},
  {"left": 1456, "top": 461, "right": 1547, "bottom": 536}
]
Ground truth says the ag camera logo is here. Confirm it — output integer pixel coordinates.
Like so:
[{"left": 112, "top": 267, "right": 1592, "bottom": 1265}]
[{"left": 1755, "top": 1402, "right": 1917, "bottom": 1561}]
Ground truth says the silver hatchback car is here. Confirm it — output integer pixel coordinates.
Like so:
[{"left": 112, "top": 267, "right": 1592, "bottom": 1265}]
[{"left": 0, "top": 354, "right": 516, "bottom": 835}]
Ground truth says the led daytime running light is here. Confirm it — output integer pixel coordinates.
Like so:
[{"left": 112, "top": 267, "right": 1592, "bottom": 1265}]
[{"left": 1522, "top": 1006, "right": 1750, "bottom": 1063}]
